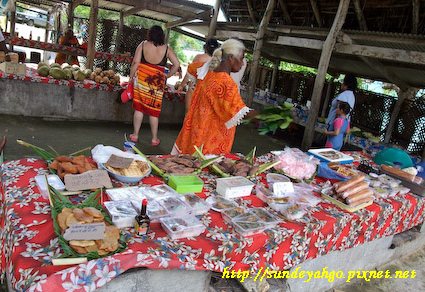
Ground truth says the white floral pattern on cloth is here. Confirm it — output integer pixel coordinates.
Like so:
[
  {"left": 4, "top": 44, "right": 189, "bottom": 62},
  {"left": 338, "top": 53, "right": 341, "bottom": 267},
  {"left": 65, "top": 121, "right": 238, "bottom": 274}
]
[{"left": 1, "top": 156, "right": 425, "bottom": 291}]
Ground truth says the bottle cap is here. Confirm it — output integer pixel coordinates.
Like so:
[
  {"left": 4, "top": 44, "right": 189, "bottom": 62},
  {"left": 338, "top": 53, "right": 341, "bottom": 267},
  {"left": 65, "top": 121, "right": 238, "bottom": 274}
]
[{"left": 142, "top": 198, "right": 148, "bottom": 206}]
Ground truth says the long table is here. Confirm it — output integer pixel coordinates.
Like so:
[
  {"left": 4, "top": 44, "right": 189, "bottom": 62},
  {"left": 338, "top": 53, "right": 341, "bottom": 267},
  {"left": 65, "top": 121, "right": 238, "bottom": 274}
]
[{"left": 1, "top": 154, "right": 424, "bottom": 291}]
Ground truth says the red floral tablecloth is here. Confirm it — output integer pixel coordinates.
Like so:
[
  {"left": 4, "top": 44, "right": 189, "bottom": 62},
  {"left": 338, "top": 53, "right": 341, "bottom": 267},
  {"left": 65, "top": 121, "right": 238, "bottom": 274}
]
[
  {"left": 1, "top": 156, "right": 425, "bottom": 291},
  {"left": 6, "top": 37, "right": 133, "bottom": 64},
  {"left": 0, "top": 66, "right": 123, "bottom": 92}
]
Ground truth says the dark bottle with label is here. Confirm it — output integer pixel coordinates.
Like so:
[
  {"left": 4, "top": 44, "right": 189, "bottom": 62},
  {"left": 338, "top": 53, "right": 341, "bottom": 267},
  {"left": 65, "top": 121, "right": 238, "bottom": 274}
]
[{"left": 135, "top": 199, "right": 150, "bottom": 236}]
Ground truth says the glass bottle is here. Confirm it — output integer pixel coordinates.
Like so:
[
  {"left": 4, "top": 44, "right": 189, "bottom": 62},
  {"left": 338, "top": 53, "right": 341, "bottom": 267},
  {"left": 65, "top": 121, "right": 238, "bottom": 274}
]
[{"left": 134, "top": 199, "right": 150, "bottom": 236}]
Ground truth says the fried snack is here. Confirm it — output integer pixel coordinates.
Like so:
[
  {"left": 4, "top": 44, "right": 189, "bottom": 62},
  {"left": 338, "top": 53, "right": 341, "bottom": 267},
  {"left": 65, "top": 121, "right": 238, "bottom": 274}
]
[
  {"left": 57, "top": 163, "right": 65, "bottom": 180},
  {"left": 49, "top": 160, "right": 59, "bottom": 170},
  {"left": 97, "top": 248, "right": 109, "bottom": 256},
  {"left": 72, "top": 208, "right": 94, "bottom": 223},
  {"left": 83, "top": 207, "right": 104, "bottom": 219},
  {"left": 65, "top": 213, "right": 82, "bottom": 227},
  {"left": 61, "top": 162, "right": 79, "bottom": 174},
  {"left": 105, "top": 160, "right": 150, "bottom": 177},
  {"left": 85, "top": 244, "right": 99, "bottom": 253},
  {"left": 69, "top": 240, "right": 96, "bottom": 247},
  {"left": 70, "top": 244, "right": 87, "bottom": 254},
  {"left": 56, "top": 156, "right": 73, "bottom": 162},
  {"left": 72, "top": 155, "right": 86, "bottom": 167},
  {"left": 105, "top": 225, "right": 120, "bottom": 240},
  {"left": 57, "top": 208, "right": 73, "bottom": 230}
]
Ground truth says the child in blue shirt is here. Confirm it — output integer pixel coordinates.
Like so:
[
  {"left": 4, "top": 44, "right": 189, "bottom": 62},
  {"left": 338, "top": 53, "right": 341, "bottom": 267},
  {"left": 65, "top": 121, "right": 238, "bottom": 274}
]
[{"left": 324, "top": 101, "right": 351, "bottom": 151}]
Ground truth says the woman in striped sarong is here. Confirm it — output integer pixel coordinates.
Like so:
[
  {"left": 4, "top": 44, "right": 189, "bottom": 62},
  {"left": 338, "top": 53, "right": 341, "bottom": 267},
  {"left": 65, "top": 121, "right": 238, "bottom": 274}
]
[{"left": 129, "top": 25, "right": 179, "bottom": 146}]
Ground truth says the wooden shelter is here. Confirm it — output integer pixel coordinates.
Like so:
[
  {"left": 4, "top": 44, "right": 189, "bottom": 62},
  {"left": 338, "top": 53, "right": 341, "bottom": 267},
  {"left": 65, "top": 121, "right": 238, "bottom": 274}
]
[{"left": 181, "top": 0, "right": 425, "bottom": 153}]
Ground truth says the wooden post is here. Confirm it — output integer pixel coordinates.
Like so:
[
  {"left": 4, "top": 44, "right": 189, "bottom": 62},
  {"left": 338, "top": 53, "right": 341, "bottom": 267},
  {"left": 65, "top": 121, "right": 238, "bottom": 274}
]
[
  {"left": 247, "top": 0, "right": 276, "bottom": 106},
  {"left": 45, "top": 12, "right": 50, "bottom": 42},
  {"left": 384, "top": 88, "right": 418, "bottom": 144},
  {"left": 321, "top": 77, "right": 334, "bottom": 117},
  {"left": 277, "top": 0, "right": 292, "bottom": 24},
  {"left": 10, "top": 10, "right": 16, "bottom": 50},
  {"left": 86, "top": 0, "right": 98, "bottom": 69},
  {"left": 57, "top": 12, "right": 62, "bottom": 43},
  {"left": 67, "top": 1, "right": 75, "bottom": 30},
  {"left": 353, "top": 0, "right": 368, "bottom": 30},
  {"left": 412, "top": 0, "right": 420, "bottom": 34},
  {"left": 270, "top": 59, "right": 280, "bottom": 92},
  {"left": 310, "top": 0, "right": 322, "bottom": 27},
  {"left": 247, "top": 0, "right": 257, "bottom": 27},
  {"left": 208, "top": 0, "right": 221, "bottom": 37},
  {"left": 115, "top": 11, "right": 124, "bottom": 53},
  {"left": 301, "top": 0, "right": 351, "bottom": 150}
]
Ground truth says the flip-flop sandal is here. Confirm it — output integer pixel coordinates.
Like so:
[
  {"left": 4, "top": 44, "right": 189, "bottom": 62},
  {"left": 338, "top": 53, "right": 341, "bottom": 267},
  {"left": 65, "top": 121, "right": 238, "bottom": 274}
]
[
  {"left": 129, "top": 134, "right": 138, "bottom": 143},
  {"left": 151, "top": 139, "right": 160, "bottom": 146}
]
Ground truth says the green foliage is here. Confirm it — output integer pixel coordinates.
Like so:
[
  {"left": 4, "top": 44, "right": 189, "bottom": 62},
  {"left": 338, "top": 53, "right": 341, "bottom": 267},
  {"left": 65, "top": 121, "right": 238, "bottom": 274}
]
[
  {"left": 255, "top": 102, "right": 294, "bottom": 135},
  {"left": 168, "top": 30, "right": 187, "bottom": 63}
]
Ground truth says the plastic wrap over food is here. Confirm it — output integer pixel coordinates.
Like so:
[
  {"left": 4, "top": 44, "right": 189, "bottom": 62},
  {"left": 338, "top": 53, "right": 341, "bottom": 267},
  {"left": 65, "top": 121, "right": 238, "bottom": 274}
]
[{"left": 273, "top": 148, "right": 319, "bottom": 180}]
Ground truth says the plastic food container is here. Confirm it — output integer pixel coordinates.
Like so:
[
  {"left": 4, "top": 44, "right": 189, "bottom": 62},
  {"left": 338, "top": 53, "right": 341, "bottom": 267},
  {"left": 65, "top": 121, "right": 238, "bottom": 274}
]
[
  {"left": 168, "top": 175, "right": 204, "bottom": 194},
  {"left": 266, "top": 173, "right": 290, "bottom": 186},
  {"left": 35, "top": 174, "right": 66, "bottom": 199},
  {"left": 160, "top": 215, "right": 206, "bottom": 239},
  {"left": 141, "top": 184, "right": 178, "bottom": 200},
  {"left": 156, "top": 196, "right": 191, "bottom": 216},
  {"left": 250, "top": 208, "right": 281, "bottom": 227},
  {"left": 105, "top": 186, "right": 145, "bottom": 202},
  {"left": 216, "top": 176, "right": 255, "bottom": 199},
  {"left": 104, "top": 200, "right": 138, "bottom": 228},
  {"left": 132, "top": 199, "right": 170, "bottom": 222},
  {"left": 232, "top": 216, "right": 267, "bottom": 237},
  {"left": 181, "top": 193, "right": 211, "bottom": 216},
  {"left": 205, "top": 196, "right": 238, "bottom": 212},
  {"left": 221, "top": 207, "right": 247, "bottom": 223}
]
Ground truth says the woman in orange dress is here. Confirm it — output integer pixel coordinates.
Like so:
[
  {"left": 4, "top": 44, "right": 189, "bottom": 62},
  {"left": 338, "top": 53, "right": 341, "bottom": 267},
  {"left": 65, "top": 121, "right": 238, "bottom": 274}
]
[
  {"left": 55, "top": 29, "right": 80, "bottom": 65},
  {"left": 171, "top": 39, "right": 251, "bottom": 155},
  {"left": 177, "top": 38, "right": 219, "bottom": 112}
]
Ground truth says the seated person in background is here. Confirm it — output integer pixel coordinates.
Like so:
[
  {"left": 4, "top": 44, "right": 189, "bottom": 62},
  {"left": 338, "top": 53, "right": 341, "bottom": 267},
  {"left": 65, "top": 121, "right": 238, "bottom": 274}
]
[
  {"left": 0, "top": 28, "right": 11, "bottom": 61},
  {"left": 324, "top": 101, "right": 351, "bottom": 151},
  {"left": 55, "top": 29, "right": 80, "bottom": 65}
]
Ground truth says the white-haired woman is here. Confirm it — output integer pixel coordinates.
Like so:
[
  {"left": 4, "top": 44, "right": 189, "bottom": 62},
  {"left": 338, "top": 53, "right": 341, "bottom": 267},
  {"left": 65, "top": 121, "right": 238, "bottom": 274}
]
[{"left": 171, "top": 39, "right": 251, "bottom": 155}]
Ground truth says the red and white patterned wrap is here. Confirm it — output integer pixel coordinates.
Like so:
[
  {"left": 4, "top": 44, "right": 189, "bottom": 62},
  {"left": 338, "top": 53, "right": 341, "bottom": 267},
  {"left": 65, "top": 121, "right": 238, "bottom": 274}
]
[{"left": 1, "top": 153, "right": 424, "bottom": 291}]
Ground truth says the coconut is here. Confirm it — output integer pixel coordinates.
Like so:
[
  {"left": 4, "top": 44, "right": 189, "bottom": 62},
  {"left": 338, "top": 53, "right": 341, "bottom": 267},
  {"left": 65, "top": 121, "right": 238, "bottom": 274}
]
[
  {"left": 50, "top": 63, "right": 61, "bottom": 68},
  {"left": 38, "top": 62, "right": 48, "bottom": 69},
  {"left": 37, "top": 66, "right": 50, "bottom": 77},
  {"left": 49, "top": 67, "right": 65, "bottom": 79},
  {"left": 95, "top": 75, "right": 102, "bottom": 83},
  {"left": 73, "top": 70, "right": 86, "bottom": 81},
  {"left": 63, "top": 69, "right": 73, "bottom": 80},
  {"left": 94, "top": 67, "right": 102, "bottom": 74}
]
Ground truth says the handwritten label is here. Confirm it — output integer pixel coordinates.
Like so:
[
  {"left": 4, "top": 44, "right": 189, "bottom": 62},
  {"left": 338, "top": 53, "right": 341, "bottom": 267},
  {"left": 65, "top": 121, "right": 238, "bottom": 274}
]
[
  {"left": 63, "top": 222, "right": 105, "bottom": 240},
  {"left": 106, "top": 154, "right": 133, "bottom": 169},
  {"left": 273, "top": 181, "right": 295, "bottom": 196},
  {"left": 64, "top": 170, "right": 112, "bottom": 191}
]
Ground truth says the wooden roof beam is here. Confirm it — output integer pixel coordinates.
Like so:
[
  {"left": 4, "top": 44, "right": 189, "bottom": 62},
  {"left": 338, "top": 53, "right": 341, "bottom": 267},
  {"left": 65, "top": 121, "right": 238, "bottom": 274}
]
[
  {"left": 412, "top": 0, "right": 420, "bottom": 34},
  {"left": 165, "top": 9, "right": 213, "bottom": 28},
  {"left": 309, "top": 0, "right": 322, "bottom": 27},
  {"left": 119, "top": 0, "right": 203, "bottom": 19},
  {"left": 353, "top": 0, "right": 368, "bottom": 31},
  {"left": 268, "top": 35, "right": 425, "bottom": 66},
  {"left": 278, "top": 0, "right": 292, "bottom": 24}
]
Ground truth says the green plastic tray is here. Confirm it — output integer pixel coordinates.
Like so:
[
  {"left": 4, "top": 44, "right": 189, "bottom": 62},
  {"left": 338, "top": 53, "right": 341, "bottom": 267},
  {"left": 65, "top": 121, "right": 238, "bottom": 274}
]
[{"left": 168, "top": 175, "right": 204, "bottom": 194}]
